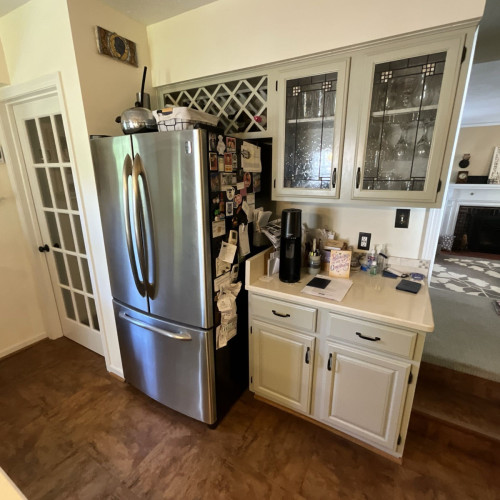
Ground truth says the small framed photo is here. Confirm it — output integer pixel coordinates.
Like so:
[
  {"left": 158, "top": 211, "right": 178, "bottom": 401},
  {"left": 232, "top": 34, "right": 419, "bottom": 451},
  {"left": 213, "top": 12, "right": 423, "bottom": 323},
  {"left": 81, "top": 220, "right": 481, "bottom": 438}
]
[
  {"left": 226, "top": 137, "right": 236, "bottom": 152},
  {"left": 226, "top": 201, "right": 234, "bottom": 216},
  {"left": 218, "top": 156, "right": 225, "bottom": 172},
  {"left": 209, "top": 152, "right": 218, "bottom": 171},
  {"left": 224, "top": 153, "right": 233, "bottom": 172},
  {"left": 487, "top": 146, "right": 500, "bottom": 184}
]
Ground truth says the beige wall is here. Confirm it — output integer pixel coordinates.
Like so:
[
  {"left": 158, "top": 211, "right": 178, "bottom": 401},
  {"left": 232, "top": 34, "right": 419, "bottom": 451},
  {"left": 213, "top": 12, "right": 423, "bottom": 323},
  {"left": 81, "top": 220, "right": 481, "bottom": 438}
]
[
  {"left": 0, "top": 40, "right": 9, "bottom": 86},
  {"left": 147, "top": 0, "right": 485, "bottom": 87},
  {"left": 0, "top": 166, "right": 46, "bottom": 357},
  {"left": 67, "top": 0, "right": 152, "bottom": 137},
  {"left": 451, "top": 125, "right": 500, "bottom": 182}
]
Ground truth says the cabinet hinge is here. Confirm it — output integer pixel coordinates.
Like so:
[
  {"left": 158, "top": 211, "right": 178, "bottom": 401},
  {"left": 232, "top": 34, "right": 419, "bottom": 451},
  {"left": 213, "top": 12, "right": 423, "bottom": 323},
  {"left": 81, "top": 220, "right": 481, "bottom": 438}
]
[
  {"left": 397, "top": 434, "right": 402, "bottom": 446},
  {"left": 461, "top": 45, "right": 467, "bottom": 64},
  {"left": 250, "top": 376, "right": 253, "bottom": 384},
  {"left": 275, "top": 80, "right": 278, "bottom": 92},
  {"left": 408, "top": 369, "right": 413, "bottom": 385},
  {"left": 273, "top": 179, "right": 276, "bottom": 189},
  {"left": 437, "top": 179, "right": 442, "bottom": 193},
  {"left": 250, "top": 326, "right": 253, "bottom": 334}
]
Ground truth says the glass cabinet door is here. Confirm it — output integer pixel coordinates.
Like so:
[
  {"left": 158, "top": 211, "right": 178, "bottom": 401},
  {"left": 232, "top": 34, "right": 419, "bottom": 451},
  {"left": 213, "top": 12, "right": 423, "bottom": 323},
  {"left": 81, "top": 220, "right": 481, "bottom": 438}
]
[
  {"left": 274, "top": 59, "right": 348, "bottom": 200},
  {"left": 353, "top": 36, "right": 464, "bottom": 203}
]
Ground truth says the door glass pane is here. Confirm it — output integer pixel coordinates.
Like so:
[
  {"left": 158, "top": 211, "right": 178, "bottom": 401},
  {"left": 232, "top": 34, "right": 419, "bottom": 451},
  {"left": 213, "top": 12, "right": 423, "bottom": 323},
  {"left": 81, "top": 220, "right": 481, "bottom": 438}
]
[
  {"left": 25, "top": 119, "right": 44, "bottom": 164},
  {"left": 39, "top": 116, "right": 59, "bottom": 163},
  {"left": 58, "top": 213, "right": 76, "bottom": 251},
  {"left": 67, "top": 254, "right": 83, "bottom": 291},
  {"left": 88, "top": 298, "right": 99, "bottom": 331},
  {"left": 53, "top": 251, "right": 68, "bottom": 286},
  {"left": 64, "top": 167, "right": 78, "bottom": 210},
  {"left": 283, "top": 72, "right": 337, "bottom": 190},
  {"left": 44, "top": 211, "right": 61, "bottom": 247},
  {"left": 73, "top": 215, "right": 86, "bottom": 253},
  {"left": 362, "top": 52, "right": 446, "bottom": 192},
  {"left": 55, "top": 114, "right": 70, "bottom": 162},
  {"left": 35, "top": 168, "right": 53, "bottom": 208},
  {"left": 80, "top": 257, "right": 93, "bottom": 294},
  {"left": 49, "top": 168, "right": 67, "bottom": 209},
  {"left": 74, "top": 292, "right": 90, "bottom": 326},
  {"left": 61, "top": 288, "right": 76, "bottom": 320}
]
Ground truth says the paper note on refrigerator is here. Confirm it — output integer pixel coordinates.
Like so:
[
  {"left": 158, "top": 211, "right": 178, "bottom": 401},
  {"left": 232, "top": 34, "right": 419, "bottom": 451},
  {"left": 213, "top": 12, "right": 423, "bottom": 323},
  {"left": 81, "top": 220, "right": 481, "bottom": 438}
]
[
  {"left": 238, "top": 224, "right": 250, "bottom": 257},
  {"left": 218, "top": 241, "right": 238, "bottom": 263},
  {"left": 241, "top": 142, "right": 262, "bottom": 172}
]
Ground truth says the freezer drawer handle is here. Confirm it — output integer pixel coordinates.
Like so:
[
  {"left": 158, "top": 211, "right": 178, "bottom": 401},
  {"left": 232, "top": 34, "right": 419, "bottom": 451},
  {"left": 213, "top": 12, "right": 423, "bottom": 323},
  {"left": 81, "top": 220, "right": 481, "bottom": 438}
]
[{"left": 119, "top": 311, "right": 192, "bottom": 341}]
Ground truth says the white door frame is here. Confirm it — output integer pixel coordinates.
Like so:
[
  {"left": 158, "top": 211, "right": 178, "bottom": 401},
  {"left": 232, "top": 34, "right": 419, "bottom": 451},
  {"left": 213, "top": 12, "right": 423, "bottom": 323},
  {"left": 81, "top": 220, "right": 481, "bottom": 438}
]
[{"left": 0, "top": 73, "right": 103, "bottom": 351}]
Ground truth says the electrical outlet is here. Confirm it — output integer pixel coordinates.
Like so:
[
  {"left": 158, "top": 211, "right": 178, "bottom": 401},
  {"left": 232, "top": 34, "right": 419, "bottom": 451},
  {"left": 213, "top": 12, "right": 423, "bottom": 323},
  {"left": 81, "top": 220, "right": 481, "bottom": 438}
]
[
  {"left": 395, "top": 209, "right": 410, "bottom": 228},
  {"left": 357, "top": 232, "right": 371, "bottom": 250}
]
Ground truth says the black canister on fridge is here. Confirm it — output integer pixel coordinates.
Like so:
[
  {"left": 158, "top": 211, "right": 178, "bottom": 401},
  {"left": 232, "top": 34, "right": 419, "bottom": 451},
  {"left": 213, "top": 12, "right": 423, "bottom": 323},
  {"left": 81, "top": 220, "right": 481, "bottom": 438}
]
[{"left": 279, "top": 209, "right": 302, "bottom": 283}]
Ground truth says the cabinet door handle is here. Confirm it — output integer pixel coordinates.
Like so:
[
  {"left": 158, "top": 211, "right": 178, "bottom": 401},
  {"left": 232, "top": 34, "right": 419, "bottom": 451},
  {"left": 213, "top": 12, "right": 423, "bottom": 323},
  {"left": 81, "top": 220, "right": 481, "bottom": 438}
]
[
  {"left": 305, "top": 347, "right": 310, "bottom": 364},
  {"left": 331, "top": 168, "right": 337, "bottom": 188},
  {"left": 327, "top": 353, "right": 333, "bottom": 371},
  {"left": 356, "top": 332, "right": 381, "bottom": 342},
  {"left": 356, "top": 167, "right": 361, "bottom": 189},
  {"left": 272, "top": 310, "right": 290, "bottom": 318}
]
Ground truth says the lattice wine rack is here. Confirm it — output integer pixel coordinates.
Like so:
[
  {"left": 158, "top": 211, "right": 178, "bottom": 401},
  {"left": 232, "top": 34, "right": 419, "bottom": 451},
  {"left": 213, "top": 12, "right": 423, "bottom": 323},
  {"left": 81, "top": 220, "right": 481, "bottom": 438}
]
[{"left": 161, "top": 76, "right": 268, "bottom": 134}]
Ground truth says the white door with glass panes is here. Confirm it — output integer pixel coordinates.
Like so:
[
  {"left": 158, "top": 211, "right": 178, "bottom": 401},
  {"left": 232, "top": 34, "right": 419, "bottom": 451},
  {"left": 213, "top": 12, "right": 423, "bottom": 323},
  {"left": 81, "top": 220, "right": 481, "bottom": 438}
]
[
  {"left": 351, "top": 35, "right": 464, "bottom": 203},
  {"left": 13, "top": 96, "right": 103, "bottom": 355},
  {"left": 274, "top": 58, "right": 349, "bottom": 200}
]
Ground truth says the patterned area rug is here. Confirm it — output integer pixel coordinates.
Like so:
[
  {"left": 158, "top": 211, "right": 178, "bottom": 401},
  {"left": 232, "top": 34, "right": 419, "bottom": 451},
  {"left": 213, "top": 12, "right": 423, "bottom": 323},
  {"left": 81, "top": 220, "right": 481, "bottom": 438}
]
[{"left": 430, "top": 254, "right": 500, "bottom": 299}]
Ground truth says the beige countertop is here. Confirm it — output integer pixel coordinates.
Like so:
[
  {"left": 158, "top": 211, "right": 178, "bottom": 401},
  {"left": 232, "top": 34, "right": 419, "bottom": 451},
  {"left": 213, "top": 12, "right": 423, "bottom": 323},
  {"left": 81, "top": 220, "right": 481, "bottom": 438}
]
[
  {"left": 0, "top": 468, "right": 26, "bottom": 500},
  {"left": 246, "top": 250, "right": 434, "bottom": 333}
]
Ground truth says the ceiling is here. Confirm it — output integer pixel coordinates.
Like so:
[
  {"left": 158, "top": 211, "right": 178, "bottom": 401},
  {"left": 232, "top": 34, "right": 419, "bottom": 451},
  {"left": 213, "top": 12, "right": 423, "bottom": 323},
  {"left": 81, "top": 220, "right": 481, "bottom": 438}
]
[
  {"left": 1, "top": 0, "right": 498, "bottom": 126},
  {"left": 0, "top": 0, "right": 218, "bottom": 24}
]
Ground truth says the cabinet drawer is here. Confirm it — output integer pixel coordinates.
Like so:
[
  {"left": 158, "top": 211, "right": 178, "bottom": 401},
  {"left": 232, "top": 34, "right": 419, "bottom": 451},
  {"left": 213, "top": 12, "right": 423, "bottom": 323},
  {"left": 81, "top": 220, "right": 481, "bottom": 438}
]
[
  {"left": 328, "top": 314, "right": 417, "bottom": 359},
  {"left": 251, "top": 295, "right": 317, "bottom": 332}
]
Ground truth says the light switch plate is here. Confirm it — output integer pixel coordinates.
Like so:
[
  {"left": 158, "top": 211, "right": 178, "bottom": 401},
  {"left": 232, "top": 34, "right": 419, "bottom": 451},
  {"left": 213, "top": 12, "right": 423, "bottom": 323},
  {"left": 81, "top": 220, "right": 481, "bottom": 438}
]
[
  {"left": 395, "top": 209, "right": 410, "bottom": 228},
  {"left": 358, "top": 232, "right": 371, "bottom": 250}
]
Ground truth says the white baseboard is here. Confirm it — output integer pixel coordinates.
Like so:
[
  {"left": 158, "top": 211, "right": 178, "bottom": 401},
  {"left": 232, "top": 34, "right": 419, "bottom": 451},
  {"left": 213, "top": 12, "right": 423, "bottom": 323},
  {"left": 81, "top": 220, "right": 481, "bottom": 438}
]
[
  {"left": 107, "top": 364, "right": 124, "bottom": 380},
  {"left": 0, "top": 332, "right": 48, "bottom": 360}
]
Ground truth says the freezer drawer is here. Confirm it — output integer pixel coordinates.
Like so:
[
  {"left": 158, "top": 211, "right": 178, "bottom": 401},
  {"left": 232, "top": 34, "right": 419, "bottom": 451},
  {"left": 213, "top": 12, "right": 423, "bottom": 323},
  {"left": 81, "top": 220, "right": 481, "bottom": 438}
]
[{"left": 113, "top": 301, "right": 217, "bottom": 424}]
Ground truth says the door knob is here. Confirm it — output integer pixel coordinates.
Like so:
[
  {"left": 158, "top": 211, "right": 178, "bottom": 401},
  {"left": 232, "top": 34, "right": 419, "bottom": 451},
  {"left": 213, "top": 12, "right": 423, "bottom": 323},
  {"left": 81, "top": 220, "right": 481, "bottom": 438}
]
[{"left": 38, "top": 244, "right": 50, "bottom": 253}]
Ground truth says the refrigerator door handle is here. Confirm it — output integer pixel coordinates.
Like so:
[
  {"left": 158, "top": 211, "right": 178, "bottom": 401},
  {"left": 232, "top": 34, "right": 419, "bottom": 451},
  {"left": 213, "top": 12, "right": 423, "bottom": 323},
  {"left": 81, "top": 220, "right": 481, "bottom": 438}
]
[
  {"left": 118, "top": 311, "right": 192, "bottom": 341},
  {"left": 122, "top": 154, "right": 146, "bottom": 297},
  {"left": 133, "top": 153, "right": 157, "bottom": 298}
]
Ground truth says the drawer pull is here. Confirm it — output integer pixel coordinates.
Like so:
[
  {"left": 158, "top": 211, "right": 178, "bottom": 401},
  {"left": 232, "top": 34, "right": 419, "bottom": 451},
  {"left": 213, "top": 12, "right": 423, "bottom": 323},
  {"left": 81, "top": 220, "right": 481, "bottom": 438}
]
[
  {"left": 327, "top": 353, "right": 333, "bottom": 371},
  {"left": 356, "top": 332, "right": 381, "bottom": 342},
  {"left": 272, "top": 310, "right": 290, "bottom": 318},
  {"left": 305, "top": 347, "right": 310, "bottom": 364}
]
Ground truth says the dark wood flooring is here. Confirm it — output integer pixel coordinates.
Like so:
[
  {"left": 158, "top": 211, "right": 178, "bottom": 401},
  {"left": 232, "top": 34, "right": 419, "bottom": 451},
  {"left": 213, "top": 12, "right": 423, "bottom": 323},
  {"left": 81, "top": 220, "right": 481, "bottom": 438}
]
[{"left": 1, "top": 338, "right": 499, "bottom": 500}]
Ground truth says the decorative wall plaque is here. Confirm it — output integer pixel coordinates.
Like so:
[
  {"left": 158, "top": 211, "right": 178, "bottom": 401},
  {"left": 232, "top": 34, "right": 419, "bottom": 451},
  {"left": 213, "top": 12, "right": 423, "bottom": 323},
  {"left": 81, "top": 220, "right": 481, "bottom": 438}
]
[{"left": 95, "top": 26, "right": 137, "bottom": 67}]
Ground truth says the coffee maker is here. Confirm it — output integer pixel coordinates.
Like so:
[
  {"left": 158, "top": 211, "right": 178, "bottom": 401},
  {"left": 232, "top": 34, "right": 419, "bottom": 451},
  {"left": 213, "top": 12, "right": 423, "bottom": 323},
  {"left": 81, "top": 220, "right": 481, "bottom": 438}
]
[{"left": 279, "top": 209, "right": 302, "bottom": 283}]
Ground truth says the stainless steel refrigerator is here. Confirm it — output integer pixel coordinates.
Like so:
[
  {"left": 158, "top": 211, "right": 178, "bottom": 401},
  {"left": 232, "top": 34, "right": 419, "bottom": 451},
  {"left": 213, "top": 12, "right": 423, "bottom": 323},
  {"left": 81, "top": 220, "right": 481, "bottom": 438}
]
[{"left": 90, "top": 129, "right": 269, "bottom": 425}]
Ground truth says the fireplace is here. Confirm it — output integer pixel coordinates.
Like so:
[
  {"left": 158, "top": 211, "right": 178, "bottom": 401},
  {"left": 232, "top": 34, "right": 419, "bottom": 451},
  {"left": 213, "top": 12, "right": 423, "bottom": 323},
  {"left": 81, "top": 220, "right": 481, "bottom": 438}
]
[
  {"left": 440, "top": 184, "right": 500, "bottom": 256},
  {"left": 453, "top": 206, "right": 500, "bottom": 253}
]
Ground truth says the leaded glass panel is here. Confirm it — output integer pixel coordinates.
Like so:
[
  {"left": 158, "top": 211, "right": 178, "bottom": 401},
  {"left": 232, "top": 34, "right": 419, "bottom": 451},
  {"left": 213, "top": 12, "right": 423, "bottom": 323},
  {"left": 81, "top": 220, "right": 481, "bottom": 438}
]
[{"left": 363, "top": 52, "right": 446, "bottom": 191}]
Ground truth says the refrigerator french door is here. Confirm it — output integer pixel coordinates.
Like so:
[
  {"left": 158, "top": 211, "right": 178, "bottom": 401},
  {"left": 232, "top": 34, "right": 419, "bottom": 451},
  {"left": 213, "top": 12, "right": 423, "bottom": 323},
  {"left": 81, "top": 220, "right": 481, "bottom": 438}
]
[{"left": 91, "top": 130, "right": 217, "bottom": 423}]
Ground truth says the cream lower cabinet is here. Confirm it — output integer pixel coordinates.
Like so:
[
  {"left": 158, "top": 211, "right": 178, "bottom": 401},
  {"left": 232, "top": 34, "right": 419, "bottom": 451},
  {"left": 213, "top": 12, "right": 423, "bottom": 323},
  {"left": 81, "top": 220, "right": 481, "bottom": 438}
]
[
  {"left": 251, "top": 320, "right": 315, "bottom": 414},
  {"left": 320, "top": 341, "right": 411, "bottom": 450}
]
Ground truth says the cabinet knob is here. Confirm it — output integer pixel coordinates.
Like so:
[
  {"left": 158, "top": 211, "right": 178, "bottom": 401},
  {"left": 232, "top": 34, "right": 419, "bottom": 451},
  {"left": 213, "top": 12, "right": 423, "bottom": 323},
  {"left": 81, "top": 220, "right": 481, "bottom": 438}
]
[
  {"left": 327, "top": 353, "right": 333, "bottom": 371},
  {"left": 38, "top": 244, "right": 50, "bottom": 253},
  {"left": 356, "top": 168, "right": 361, "bottom": 189},
  {"left": 331, "top": 168, "right": 337, "bottom": 188}
]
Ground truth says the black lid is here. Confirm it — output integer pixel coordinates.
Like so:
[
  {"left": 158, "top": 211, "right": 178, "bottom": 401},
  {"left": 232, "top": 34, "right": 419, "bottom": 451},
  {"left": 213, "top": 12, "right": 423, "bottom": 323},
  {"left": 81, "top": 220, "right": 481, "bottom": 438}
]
[{"left": 281, "top": 208, "right": 302, "bottom": 238}]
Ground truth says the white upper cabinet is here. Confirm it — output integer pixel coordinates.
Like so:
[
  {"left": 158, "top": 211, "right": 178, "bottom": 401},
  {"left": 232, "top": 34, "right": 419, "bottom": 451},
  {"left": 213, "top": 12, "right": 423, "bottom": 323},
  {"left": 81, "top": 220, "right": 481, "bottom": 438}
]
[
  {"left": 272, "top": 58, "right": 349, "bottom": 200},
  {"left": 349, "top": 33, "right": 466, "bottom": 204}
]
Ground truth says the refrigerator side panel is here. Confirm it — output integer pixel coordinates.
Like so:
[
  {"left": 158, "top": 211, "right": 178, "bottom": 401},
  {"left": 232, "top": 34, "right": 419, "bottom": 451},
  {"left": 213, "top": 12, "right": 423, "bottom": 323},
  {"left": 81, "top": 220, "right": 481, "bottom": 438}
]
[
  {"left": 132, "top": 130, "right": 213, "bottom": 328},
  {"left": 91, "top": 136, "right": 149, "bottom": 312},
  {"left": 113, "top": 300, "right": 217, "bottom": 424}
]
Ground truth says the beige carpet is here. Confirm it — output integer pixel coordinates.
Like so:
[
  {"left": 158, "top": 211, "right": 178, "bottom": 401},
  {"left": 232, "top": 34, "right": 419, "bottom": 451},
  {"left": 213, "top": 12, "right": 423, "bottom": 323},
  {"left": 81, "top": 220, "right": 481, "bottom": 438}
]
[{"left": 424, "top": 287, "right": 500, "bottom": 382}]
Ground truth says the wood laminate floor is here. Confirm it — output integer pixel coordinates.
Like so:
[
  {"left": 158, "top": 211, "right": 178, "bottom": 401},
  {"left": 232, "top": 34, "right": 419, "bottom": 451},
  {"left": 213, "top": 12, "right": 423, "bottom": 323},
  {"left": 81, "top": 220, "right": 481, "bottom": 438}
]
[{"left": 1, "top": 338, "right": 499, "bottom": 500}]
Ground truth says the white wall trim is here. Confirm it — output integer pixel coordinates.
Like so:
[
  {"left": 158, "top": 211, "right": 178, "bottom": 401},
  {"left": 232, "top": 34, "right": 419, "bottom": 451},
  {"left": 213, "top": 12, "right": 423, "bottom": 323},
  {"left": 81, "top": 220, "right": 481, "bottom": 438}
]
[{"left": 0, "top": 332, "right": 47, "bottom": 360}]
